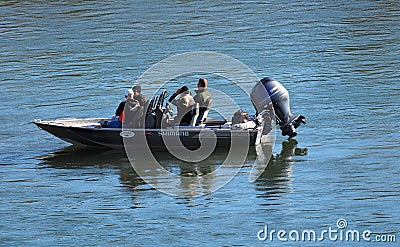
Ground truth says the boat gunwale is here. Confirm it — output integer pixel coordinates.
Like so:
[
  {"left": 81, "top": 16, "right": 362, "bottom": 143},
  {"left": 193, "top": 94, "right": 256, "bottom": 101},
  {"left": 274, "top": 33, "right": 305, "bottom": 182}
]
[{"left": 34, "top": 118, "right": 258, "bottom": 133}]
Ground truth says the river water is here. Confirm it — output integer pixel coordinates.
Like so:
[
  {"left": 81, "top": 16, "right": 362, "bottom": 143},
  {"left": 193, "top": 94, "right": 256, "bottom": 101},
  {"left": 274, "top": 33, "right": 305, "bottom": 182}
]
[{"left": 1, "top": 1, "right": 399, "bottom": 246}]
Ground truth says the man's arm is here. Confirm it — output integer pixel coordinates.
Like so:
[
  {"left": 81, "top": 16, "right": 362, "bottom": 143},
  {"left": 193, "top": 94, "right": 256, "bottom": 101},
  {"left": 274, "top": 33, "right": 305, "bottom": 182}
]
[
  {"left": 168, "top": 93, "right": 178, "bottom": 102},
  {"left": 168, "top": 88, "right": 182, "bottom": 106}
]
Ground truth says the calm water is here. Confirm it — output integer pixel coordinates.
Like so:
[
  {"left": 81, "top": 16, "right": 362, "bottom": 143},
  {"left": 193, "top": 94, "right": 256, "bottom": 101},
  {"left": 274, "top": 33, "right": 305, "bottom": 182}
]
[{"left": 1, "top": 1, "right": 399, "bottom": 246}]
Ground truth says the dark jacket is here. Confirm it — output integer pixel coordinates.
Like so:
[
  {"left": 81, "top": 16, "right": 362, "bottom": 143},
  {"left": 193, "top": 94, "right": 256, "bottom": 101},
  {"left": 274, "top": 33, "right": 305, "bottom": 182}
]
[{"left": 115, "top": 101, "right": 126, "bottom": 117}]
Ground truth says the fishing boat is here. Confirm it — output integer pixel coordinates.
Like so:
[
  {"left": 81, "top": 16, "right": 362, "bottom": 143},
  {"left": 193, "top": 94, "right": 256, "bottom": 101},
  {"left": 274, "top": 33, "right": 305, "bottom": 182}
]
[{"left": 34, "top": 78, "right": 306, "bottom": 150}]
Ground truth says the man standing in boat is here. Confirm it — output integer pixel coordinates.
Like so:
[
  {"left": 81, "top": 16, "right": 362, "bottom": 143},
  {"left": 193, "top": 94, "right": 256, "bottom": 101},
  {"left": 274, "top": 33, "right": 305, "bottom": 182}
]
[
  {"left": 193, "top": 78, "right": 212, "bottom": 106},
  {"left": 192, "top": 78, "right": 213, "bottom": 126}
]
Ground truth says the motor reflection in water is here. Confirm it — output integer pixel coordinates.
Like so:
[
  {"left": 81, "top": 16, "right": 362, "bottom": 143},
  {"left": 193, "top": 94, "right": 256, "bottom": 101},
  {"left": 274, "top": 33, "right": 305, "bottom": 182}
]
[{"left": 254, "top": 139, "right": 308, "bottom": 199}]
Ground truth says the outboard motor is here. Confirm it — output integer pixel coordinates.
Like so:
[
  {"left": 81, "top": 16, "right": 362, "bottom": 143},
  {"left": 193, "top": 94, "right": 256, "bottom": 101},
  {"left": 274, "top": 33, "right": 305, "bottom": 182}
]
[{"left": 250, "top": 77, "right": 306, "bottom": 138}]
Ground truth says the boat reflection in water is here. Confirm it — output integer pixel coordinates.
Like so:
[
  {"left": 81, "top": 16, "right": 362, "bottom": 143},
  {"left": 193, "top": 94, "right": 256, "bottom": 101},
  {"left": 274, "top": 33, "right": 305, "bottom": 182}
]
[
  {"left": 254, "top": 139, "right": 308, "bottom": 199},
  {"left": 37, "top": 146, "right": 128, "bottom": 169},
  {"left": 123, "top": 145, "right": 265, "bottom": 197},
  {"left": 36, "top": 146, "right": 146, "bottom": 190},
  {"left": 36, "top": 147, "right": 255, "bottom": 197},
  {"left": 36, "top": 139, "right": 306, "bottom": 197}
]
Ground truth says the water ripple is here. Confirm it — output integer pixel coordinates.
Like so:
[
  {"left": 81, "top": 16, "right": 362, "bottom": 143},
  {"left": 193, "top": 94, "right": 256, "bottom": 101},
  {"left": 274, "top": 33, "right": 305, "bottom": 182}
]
[{"left": 1, "top": 1, "right": 399, "bottom": 246}]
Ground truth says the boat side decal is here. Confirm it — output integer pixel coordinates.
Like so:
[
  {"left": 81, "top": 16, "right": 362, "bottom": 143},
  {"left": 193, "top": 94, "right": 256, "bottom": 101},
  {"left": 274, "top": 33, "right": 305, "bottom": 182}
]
[
  {"left": 158, "top": 131, "right": 189, "bottom": 137},
  {"left": 120, "top": 131, "right": 135, "bottom": 138}
]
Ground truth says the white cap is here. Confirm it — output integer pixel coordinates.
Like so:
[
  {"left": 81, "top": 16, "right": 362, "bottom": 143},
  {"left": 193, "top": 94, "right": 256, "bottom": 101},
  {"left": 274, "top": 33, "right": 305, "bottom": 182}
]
[{"left": 125, "top": 89, "right": 134, "bottom": 96}]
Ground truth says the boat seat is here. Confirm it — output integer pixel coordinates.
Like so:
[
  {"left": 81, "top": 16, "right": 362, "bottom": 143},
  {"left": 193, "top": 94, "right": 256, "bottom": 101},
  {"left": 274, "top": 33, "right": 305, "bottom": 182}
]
[
  {"left": 190, "top": 98, "right": 213, "bottom": 127},
  {"left": 204, "top": 118, "right": 227, "bottom": 127}
]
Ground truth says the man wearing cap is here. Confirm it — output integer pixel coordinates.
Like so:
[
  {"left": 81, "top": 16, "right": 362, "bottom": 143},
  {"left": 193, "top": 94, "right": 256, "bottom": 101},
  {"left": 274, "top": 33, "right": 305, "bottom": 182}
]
[
  {"left": 132, "top": 85, "right": 146, "bottom": 106},
  {"left": 107, "top": 89, "right": 136, "bottom": 128},
  {"left": 115, "top": 89, "right": 134, "bottom": 121}
]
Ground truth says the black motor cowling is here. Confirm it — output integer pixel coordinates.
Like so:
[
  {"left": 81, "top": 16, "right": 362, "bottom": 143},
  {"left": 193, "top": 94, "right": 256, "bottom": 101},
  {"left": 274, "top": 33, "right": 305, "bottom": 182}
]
[{"left": 250, "top": 77, "right": 306, "bottom": 138}]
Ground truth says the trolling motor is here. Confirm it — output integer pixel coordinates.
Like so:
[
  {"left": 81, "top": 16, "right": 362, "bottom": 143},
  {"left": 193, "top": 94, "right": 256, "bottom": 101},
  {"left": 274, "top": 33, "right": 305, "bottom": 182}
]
[{"left": 250, "top": 77, "right": 306, "bottom": 138}]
